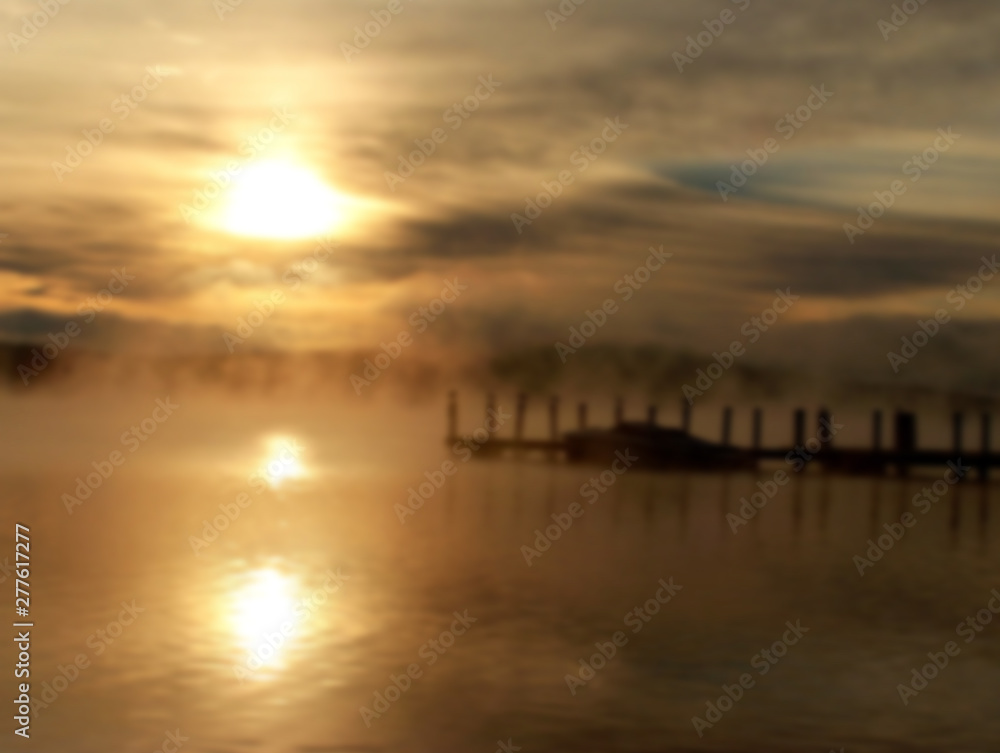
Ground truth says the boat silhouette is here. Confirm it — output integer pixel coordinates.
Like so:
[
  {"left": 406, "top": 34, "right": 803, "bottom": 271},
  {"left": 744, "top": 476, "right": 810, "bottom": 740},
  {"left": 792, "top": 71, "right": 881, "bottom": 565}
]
[{"left": 564, "top": 421, "right": 756, "bottom": 470}]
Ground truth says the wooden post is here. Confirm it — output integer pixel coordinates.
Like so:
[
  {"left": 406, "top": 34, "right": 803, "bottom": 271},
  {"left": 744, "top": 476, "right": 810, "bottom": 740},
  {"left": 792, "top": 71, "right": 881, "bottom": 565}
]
[
  {"left": 793, "top": 409, "right": 805, "bottom": 447},
  {"left": 549, "top": 396, "right": 559, "bottom": 441},
  {"left": 648, "top": 404, "right": 657, "bottom": 426},
  {"left": 752, "top": 408, "right": 762, "bottom": 452},
  {"left": 681, "top": 399, "right": 692, "bottom": 433},
  {"left": 447, "top": 390, "right": 458, "bottom": 442},
  {"left": 614, "top": 396, "right": 624, "bottom": 425},
  {"left": 721, "top": 407, "right": 732, "bottom": 446},
  {"left": 577, "top": 402, "right": 587, "bottom": 430},
  {"left": 981, "top": 412, "right": 991, "bottom": 482},
  {"left": 515, "top": 393, "right": 527, "bottom": 442},
  {"left": 872, "top": 410, "right": 883, "bottom": 452},
  {"left": 894, "top": 411, "right": 916, "bottom": 478},
  {"left": 953, "top": 412, "right": 963, "bottom": 457}
]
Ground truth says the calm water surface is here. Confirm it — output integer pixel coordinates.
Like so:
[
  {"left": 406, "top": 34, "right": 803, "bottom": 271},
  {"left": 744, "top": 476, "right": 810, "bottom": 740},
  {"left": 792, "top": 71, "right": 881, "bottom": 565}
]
[{"left": 3, "top": 391, "right": 999, "bottom": 753}]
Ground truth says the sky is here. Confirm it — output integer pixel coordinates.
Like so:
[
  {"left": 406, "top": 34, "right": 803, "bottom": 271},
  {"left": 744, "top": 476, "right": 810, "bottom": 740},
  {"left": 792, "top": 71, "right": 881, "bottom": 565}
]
[{"left": 2, "top": 0, "right": 999, "bottom": 388}]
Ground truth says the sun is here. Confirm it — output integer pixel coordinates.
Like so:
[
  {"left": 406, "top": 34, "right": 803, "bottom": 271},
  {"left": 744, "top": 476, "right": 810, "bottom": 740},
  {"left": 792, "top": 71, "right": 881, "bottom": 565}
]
[{"left": 218, "top": 160, "right": 346, "bottom": 239}]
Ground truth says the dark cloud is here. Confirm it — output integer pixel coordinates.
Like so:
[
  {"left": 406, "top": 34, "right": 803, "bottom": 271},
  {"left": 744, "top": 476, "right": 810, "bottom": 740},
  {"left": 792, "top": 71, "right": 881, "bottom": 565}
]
[
  {"left": 0, "top": 309, "right": 82, "bottom": 341},
  {"left": 1, "top": 0, "right": 999, "bottom": 394},
  {"left": 755, "top": 227, "right": 1000, "bottom": 298},
  {"left": 0, "top": 306, "right": 227, "bottom": 354}
]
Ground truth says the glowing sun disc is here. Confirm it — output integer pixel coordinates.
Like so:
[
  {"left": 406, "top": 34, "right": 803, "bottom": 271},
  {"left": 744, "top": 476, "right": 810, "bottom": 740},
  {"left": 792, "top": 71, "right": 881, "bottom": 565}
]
[{"left": 219, "top": 161, "right": 344, "bottom": 239}]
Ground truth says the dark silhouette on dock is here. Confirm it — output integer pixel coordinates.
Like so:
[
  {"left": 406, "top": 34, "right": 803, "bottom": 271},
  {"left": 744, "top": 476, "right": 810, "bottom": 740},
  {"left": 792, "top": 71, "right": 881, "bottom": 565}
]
[{"left": 445, "top": 392, "right": 996, "bottom": 481}]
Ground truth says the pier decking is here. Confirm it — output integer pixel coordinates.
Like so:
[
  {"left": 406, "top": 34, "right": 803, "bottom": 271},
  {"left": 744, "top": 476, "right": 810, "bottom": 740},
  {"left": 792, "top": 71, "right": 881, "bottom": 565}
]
[{"left": 445, "top": 392, "right": 998, "bottom": 480}]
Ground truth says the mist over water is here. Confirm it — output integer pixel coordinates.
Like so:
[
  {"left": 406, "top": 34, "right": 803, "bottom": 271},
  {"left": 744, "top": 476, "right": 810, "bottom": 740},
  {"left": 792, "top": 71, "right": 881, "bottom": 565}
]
[
  {"left": 5, "top": 0, "right": 1000, "bottom": 749},
  {"left": 4, "top": 383, "right": 1000, "bottom": 753}
]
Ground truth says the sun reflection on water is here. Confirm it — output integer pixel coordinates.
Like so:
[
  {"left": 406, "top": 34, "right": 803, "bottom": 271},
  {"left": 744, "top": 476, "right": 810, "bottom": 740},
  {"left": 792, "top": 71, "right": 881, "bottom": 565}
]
[
  {"left": 228, "top": 567, "right": 301, "bottom": 673},
  {"left": 255, "top": 435, "right": 306, "bottom": 488}
]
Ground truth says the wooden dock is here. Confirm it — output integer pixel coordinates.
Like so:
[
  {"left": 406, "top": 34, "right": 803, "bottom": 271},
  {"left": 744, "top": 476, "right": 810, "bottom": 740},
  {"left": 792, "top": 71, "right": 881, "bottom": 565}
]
[{"left": 445, "top": 392, "right": 999, "bottom": 481}]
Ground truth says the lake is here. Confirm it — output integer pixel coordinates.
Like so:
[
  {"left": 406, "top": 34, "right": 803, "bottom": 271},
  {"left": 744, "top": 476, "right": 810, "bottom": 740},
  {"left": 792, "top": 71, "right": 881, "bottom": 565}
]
[{"left": 3, "top": 389, "right": 999, "bottom": 753}]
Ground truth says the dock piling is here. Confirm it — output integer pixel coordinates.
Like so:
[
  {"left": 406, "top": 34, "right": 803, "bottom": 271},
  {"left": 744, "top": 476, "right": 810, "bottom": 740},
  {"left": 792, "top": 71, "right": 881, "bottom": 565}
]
[
  {"left": 721, "top": 407, "right": 733, "bottom": 446},
  {"left": 793, "top": 409, "right": 806, "bottom": 448},
  {"left": 953, "top": 412, "right": 963, "bottom": 457},
  {"left": 895, "top": 411, "right": 917, "bottom": 477},
  {"left": 446, "top": 392, "right": 996, "bottom": 478},
  {"left": 981, "top": 413, "right": 991, "bottom": 482}
]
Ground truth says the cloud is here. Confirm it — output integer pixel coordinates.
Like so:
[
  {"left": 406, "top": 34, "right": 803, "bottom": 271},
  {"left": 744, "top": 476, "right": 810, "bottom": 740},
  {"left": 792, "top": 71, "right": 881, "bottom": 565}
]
[{"left": 2, "top": 0, "right": 1000, "bottom": 396}]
